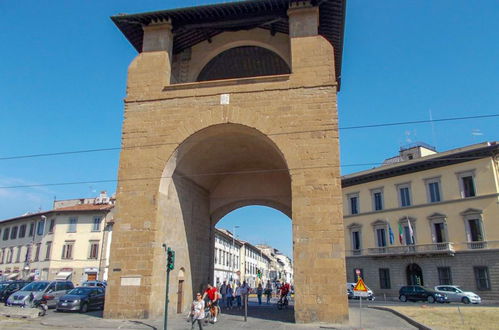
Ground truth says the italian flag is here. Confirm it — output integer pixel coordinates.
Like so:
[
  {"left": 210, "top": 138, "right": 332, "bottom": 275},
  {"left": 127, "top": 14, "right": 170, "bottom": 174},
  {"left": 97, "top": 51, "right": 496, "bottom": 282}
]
[{"left": 398, "top": 223, "right": 404, "bottom": 244}]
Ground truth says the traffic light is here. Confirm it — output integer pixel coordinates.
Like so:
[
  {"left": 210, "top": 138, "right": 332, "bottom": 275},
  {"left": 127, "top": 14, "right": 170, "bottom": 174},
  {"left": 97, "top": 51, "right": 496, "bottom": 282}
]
[{"left": 167, "top": 247, "right": 175, "bottom": 270}]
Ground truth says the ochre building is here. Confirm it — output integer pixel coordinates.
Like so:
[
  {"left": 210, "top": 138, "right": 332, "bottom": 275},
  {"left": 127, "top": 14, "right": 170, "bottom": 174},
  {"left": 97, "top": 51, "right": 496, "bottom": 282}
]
[
  {"left": 105, "top": 0, "right": 348, "bottom": 324},
  {"left": 343, "top": 142, "right": 499, "bottom": 301}
]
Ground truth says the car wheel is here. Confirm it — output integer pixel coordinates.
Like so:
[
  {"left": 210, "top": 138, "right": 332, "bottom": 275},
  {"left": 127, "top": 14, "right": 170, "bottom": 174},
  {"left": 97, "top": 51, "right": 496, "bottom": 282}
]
[
  {"left": 427, "top": 296, "right": 435, "bottom": 303},
  {"left": 80, "top": 303, "right": 88, "bottom": 313},
  {"left": 399, "top": 295, "right": 407, "bottom": 302},
  {"left": 462, "top": 297, "right": 470, "bottom": 304}
]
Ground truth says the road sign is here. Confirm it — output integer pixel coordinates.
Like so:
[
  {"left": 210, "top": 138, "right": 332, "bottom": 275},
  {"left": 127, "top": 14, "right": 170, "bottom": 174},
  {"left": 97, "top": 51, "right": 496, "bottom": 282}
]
[{"left": 353, "top": 278, "right": 370, "bottom": 297}]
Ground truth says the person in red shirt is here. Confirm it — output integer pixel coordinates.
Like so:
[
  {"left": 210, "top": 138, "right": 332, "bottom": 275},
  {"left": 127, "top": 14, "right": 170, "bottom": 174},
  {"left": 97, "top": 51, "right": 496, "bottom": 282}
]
[
  {"left": 279, "top": 282, "right": 290, "bottom": 304},
  {"left": 202, "top": 284, "right": 219, "bottom": 323}
]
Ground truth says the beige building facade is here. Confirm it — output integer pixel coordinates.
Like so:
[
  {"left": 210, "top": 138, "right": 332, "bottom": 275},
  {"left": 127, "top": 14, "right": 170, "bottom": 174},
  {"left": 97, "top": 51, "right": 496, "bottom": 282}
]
[
  {"left": 343, "top": 142, "right": 499, "bottom": 300},
  {"left": 0, "top": 193, "right": 114, "bottom": 284},
  {"left": 106, "top": 0, "right": 348, "bottom": 323}
]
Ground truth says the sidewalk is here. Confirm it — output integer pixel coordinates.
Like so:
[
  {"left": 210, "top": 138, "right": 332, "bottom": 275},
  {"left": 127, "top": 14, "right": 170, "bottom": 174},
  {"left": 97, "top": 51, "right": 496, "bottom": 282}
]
[{"left": 0, "top": 299, "right": 417, "bottom": 329}]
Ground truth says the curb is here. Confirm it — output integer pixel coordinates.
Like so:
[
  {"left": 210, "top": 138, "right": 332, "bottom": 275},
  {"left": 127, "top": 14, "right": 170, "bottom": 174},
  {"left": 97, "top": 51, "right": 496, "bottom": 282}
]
[{"left": 368, "top": 306, "right": 431, "bottom": 330}]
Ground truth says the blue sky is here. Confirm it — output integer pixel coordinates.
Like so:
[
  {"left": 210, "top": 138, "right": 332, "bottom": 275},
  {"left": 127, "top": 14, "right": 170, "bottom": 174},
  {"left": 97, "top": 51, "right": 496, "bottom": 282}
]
[{"left": 1, "top": 1, "right": 499, "bottom": 257}]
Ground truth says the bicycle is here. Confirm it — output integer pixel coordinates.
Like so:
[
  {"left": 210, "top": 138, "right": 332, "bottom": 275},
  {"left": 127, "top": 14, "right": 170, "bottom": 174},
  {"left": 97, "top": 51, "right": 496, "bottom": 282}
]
[
  {"left": 204, "top": 302, "right": 222, "bottom": 324},
  {"left": 277, "top": 295, "right": 289, "bottom": 310}
]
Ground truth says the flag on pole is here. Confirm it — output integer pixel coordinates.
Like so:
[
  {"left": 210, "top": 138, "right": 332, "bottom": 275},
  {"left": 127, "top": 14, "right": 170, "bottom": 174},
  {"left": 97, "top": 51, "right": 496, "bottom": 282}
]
[
  {"left": 407, "top": 220, "right": 414, "bottom": 244},
  {"left": 398, "top": 223, "right": 404, "bottom": 244},
  {"left": 388, "top": 224, "right": 395, "bottom": 245}
]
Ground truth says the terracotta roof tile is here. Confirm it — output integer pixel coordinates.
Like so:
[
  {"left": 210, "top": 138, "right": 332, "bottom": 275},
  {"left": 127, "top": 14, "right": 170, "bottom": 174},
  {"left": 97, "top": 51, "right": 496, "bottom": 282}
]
[{"left": 54, "top": 204, "right": 114, "bottom": 212}]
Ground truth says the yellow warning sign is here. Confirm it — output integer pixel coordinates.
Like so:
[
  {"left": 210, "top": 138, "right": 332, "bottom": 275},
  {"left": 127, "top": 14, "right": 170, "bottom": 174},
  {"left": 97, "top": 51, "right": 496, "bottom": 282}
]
[{"left": 353, "top": 278, "right": 368, "bottom": 292}]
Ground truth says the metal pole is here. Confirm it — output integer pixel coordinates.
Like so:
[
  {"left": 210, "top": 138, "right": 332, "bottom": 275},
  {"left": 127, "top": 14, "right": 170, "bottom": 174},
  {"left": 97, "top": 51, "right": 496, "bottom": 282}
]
[
  {"left": 359, "top": 296, "right": 362, "bottom": 328},
  {"left": 164, "top": 268, "right": 170, "bottom": 330},
  {"left": 244, "top": 292, "right": 248, "bottom": 322}
]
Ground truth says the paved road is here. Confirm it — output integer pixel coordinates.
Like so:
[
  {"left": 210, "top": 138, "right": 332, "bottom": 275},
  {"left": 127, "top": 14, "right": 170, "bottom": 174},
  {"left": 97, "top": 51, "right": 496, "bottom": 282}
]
[{"left": 0, "top": 297, "right": 417, "bottom": 329}]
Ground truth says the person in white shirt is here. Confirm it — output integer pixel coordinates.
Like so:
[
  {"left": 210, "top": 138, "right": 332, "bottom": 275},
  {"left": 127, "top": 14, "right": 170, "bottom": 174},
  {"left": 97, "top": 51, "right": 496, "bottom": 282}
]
[{"left": 190, "top": 293, "right": 205, "bottom": 330}]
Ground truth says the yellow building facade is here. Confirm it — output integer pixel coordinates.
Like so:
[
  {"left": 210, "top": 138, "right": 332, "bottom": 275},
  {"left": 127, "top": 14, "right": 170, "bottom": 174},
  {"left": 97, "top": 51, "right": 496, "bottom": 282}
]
[{"left": 343, "top": 142, "right": 499, "bottom": 300}]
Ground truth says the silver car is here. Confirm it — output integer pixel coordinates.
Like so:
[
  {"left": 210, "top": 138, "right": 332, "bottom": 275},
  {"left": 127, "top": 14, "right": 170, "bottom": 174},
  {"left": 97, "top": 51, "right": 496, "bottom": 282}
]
[
  {"left": 434, "top": 285, "right": 481, "bottom": 304},
  {"left": 6, "top": 281, "right": 74, "bottom": 308}
]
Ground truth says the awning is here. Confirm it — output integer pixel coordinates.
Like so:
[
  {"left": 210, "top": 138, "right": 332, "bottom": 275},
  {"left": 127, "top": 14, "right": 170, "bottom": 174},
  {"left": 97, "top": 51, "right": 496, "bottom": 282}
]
[
  {"left": 55, "top": 271, "right": 72, "bottom": 280},
  {"left": 7, "top": 272, "right": 20, "bottom": 280}
]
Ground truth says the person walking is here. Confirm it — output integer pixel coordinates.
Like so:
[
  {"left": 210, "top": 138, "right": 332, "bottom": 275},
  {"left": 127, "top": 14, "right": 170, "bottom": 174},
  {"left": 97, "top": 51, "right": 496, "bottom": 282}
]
[
  {"left": 265, "top": 280, "right": 272, "bottom": 304},
  {"left": 240, "top": 281, "right": 250, "bottom": 309},
  {"left": 190, "top": 293, "right": 205, "bottom": 330},
  {"left": 226, "top": 284, "right": 233, "bottom": 309},
  {"left": 219, "top": 281, "right": 227, "bottom": 306},
  {"left": 235, "top": 284, "right": 242, "bottom": 309},
  {"left": 256, "top": 283, "right": 263, "bottom": 305}
]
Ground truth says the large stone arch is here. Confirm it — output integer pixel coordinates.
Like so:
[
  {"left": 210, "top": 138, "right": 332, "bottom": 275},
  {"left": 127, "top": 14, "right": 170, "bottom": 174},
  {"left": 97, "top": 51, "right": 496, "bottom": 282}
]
[{"left": 150, "top": 123, "right": 291, "bottom": 316}]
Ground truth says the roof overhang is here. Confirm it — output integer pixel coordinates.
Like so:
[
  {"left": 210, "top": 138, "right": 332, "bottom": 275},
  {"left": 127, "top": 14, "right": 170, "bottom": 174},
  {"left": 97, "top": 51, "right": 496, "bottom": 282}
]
[{"left": 111, "top": 0, "right": 346, "bottom": 88}]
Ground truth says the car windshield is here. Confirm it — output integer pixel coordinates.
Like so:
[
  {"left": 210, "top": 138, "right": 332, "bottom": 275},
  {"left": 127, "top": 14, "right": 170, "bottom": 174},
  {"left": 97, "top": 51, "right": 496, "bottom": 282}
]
[
  {"left": 22, "top": 282, "right": 49, "bottom": 292},
  {"left": 0, "top": 283, "right": 9, "bottom": 289},
  {"left": 454, "top": 287, "right": 463, "bottom": 293},
  {"left": 68, "top": 287, "right": 92, "bottom": 295},
  {"left": 82, "top": 282, "right": 96, "bottom": 287}
]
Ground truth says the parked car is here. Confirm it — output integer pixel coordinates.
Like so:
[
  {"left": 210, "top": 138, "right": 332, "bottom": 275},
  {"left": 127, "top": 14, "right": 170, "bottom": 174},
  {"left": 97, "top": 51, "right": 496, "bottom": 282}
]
[
  {"left": 399, "top": 285, "right": 448, "bottom": 303},
  {"left": 0, "top": 281, "right": 31, "bottom": 303},
  {"left": 434, "top": 285, "right": 481, "bottom": 304},
  {"left": 346, "top": 283, "right": 375, "bottom": 300},
  {"left": 6, "top": 281, "right": 74, "bottom": 308},
  {"left": 81, "top": 281, "right": 106, "bottom": 288},
  {"left": 56, "top": 287, "right": 105, "bottom": 313}
]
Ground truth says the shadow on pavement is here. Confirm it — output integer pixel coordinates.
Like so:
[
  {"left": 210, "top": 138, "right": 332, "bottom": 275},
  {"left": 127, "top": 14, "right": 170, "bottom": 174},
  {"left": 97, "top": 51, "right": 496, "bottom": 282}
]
[{"left": 220, "top": 301, "right": 295, "bottom": 323}]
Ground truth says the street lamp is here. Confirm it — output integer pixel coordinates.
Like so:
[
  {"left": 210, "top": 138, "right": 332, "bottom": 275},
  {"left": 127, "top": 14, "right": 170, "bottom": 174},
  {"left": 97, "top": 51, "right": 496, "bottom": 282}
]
[{"left": 231, "top": 225, "right": 240, "bottom": 285}]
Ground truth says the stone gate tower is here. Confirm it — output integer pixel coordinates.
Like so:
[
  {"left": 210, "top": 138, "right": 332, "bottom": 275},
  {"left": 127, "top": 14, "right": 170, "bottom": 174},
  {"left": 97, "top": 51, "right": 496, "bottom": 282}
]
[{"left": 106, "top": 0, "right": 348, "bottom": 324}]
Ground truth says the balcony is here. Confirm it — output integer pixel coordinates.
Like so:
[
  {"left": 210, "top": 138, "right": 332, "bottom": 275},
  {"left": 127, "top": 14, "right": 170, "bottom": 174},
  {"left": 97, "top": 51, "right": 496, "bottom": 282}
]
[
  {"left": 454, "top": 240, "right": 499, "bottom": 251},
  {"left": 346, "top": 240, "right": 499, "bottom": 257},
  {"left": 346, "top": 242, "right": 455, "bottom": 257}
]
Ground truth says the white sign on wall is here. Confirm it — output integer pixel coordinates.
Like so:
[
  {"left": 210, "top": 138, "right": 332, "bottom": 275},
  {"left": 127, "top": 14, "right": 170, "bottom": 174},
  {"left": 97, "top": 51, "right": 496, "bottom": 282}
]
[
  {"left": 121, "top": 276, "right": 141, "bottom": 286},
  {"left": 220, "top": 94, "right": 230, "bottom": 105}
]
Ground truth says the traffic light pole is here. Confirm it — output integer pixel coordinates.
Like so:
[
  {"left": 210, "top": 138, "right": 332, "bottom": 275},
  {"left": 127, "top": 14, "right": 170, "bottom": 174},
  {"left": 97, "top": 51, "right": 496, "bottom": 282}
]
[
  {"left": 163, "top": 244, "right": 175, "bottom": 330},
  {"left": 164, "top": 267, "right": 170, "bottom": 330}
]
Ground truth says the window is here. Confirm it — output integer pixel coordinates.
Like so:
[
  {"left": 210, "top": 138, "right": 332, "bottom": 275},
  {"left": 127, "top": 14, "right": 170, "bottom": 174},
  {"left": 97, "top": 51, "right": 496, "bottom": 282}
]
[
  {"left": 376, "top": 228, "right": 387, "bottom": 247},
  {"left": 400, "top": 218, "right": 416, "bottom": 245},
  {"left": 61, "top": 241, "right": 74, "bottom": 259},
  {"left": 425, "top": 178, "right": 441, "bottom": 203},
  {"left": 45, "top": 242, "right": 52, "bottom": 260},
  {"left": 68, "top": 218, "right": 77, "bottom": 233},
  {"left": 16, "top": 246, "right": 22, "bottom": 263},
  {"left": 214, "top": 248, "right": 218, "bottom": 264},
  {"left": 433, "top": 222, "right": 446, "bottom": 243},
  {"left": 0, "top": 248, "right": 4, "bottom": 264},
  {"left": 438, "top": 267, "right": 452, "bottom": 285},
  {"left": 468, "top": 219, "right": 483, "bottom": 242},
  {"left": 379, "top": 268, "right": 391, "bottom": 289},
  {"left": 457, "top": 171, "right": 476, "bottom": 198},
  {"left": 37, "top": 219, "right": 45, "bottom": 236},
  {"left": 19, "top": 224, "right": 26, "bottom": 238},
  {"left": 28, "top": 223, "right": 34, "bottom": 237},
  {"left": 7, "top": 247, "right": 14, "bottom": 263},
  {"left": 348, "top": 193, "right": 359, "bottom": 215},
  {"left": 89, "top": 241, "right": 99, "bottom": 259},
  {"left": 49, "top": 219, "right": 55, "bottom": 233},
  {"left": 397, "top": 183, "right": 412, "bottom": 207},
  {"left": 352, "top": 231, "right": 361, "bottom": 251},
  {"left": 34, "top": 243, "right": 41, "bottom": 261},
  {"left": 10, "top": 226, "right": 18, "bottom": 239},
  {"left": 3, "top": 228, "right": 10, "bottom": 241},
  {"left": 371, "top": 189, "right": 384, "bottom": 211},
  {"left": 92, "top": 217, "right": 101, "bottom": 232},
  {"left": 474, "top": 267, "right": 491, "bottom": 290}
]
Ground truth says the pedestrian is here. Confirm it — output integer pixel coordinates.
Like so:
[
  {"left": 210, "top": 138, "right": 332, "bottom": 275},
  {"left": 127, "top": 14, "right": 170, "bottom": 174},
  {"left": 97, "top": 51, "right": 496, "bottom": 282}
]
[
  {"left": 226, "top": 284, "right": 233, "bottom": 309},
  {"left": 265, "top": 280, "right": 272, "bottom": 304},
  {"left": 240, "top": 281, "right": 250, "bottom": 309},
  {"left": 202, "top": 283, "right": 219, "bottom": 323},
  {"left": 189, "top": 292, "right": 205, "bottom": 330},
  {"left": 235, "top": 284, "right": 242, "bottom": 309},
  {"left": 256, "top": 283, "right": 263, "bottom": 305},
  {"left": 219, "top": 281, "right": 227, "bottom": 306}
]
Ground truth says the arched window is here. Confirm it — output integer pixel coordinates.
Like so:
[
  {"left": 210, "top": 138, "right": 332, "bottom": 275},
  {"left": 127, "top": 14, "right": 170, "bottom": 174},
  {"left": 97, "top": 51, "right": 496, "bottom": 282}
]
[{"left": 197, "top": 46, "right": 290, "bottom": 82}]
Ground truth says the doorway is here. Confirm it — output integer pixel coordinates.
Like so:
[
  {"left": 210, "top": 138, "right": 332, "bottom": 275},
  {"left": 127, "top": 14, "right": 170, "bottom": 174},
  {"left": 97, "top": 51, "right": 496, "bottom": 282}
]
[
  {"left": 177, "top": 280, "right": 184, "bottom": 313},
  {"left": 406, "top": 263, "right": 423, "bottom": 285}
]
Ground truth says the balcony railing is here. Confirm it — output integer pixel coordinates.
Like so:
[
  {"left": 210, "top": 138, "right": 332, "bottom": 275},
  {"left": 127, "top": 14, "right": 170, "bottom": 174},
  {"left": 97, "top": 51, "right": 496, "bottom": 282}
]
[
  {"left": 346, "top": 241, "right": 499, "bottom": 257},
  {"left": 454, "top": 240, "right": 499, "bottom": 251},
  {"left": 346, "top": 242, "right": 455, "bottom": 257}
]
